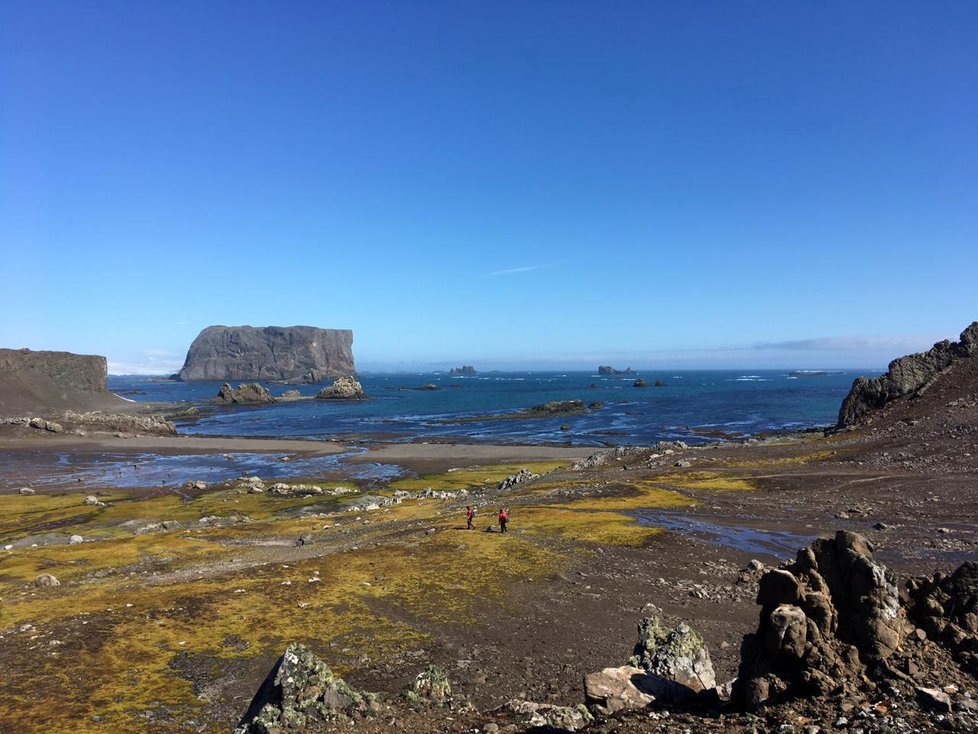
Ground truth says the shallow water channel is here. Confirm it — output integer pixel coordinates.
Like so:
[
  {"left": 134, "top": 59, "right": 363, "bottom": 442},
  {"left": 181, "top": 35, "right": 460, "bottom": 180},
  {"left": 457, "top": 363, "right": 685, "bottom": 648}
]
[{"left": 633, "top": 508, "right": 815, "bottom": 559}]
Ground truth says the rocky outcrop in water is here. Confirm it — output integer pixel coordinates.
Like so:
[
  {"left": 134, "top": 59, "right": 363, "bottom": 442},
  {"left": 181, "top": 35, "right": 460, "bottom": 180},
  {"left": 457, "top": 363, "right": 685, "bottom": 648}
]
[
  {"left": 448, "top": 365, "right": 477, "bottom": 376},
  {"left": 0, "top": 348, "right": 125, "bottom": 416},
  {"left": 316, "top": 376, "right": 365, "bottom": 400},
  {"left": 837, "top": 321, "right": 978, "bottom": 427},
  {"left": 178, "top": 326, "right": 355, "bottom": 384},
  {"left": 598, "top": 366, "right": 636, "bottom": 375},
  {"left": 732, "top": 530, "right": 905, "bottom": 711},
  {"left": 213, "top": 383, "right": 275, "bottom": 405}
]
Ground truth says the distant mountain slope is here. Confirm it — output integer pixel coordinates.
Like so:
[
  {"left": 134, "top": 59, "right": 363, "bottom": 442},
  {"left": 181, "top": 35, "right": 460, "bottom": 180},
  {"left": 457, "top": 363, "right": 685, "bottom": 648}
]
[
  {"left": 178, "top": 325, "right": 355, "bottom": 384},
  {"left": 0, "top": 348, "right": 126, "bottom": 416}
]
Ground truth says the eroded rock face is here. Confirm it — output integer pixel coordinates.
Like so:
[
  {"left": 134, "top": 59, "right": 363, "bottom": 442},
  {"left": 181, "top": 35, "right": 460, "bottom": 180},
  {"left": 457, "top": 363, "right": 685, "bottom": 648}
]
[
  {"left": 906, "top": 561, "right": 978, "bottom": 677},
  {"left": 213, "top": 383, "right": 276, "bottom": 405},
  {"left": 837, "top": 321, "right": 978, "bottom": 427},
  {"left": 733, "top": 531, "right": 905, "bottom": 711},
  {"left": 0, "top": 348, "right": 125, "bottom": 416},
  {"left": 179, "top": 326, "right": 355, "bottom": 383},
  {"left": 316, "top": 376, "right": 365, "bottom": 400},
  {"left": 235, "top": 643, "right": 377, "bottom": 733}
]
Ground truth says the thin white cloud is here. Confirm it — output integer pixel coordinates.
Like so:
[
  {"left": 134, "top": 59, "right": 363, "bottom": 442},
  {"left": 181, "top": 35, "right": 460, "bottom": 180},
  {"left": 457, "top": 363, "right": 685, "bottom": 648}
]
[{"left": 489, "top": 261, "right": 561, "bottom": 276}]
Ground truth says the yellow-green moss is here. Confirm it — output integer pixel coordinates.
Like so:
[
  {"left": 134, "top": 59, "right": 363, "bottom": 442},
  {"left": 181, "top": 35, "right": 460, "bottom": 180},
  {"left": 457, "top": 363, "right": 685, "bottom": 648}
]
[{"left": 518, "top": 506, "right": 662, "bottom": 546}]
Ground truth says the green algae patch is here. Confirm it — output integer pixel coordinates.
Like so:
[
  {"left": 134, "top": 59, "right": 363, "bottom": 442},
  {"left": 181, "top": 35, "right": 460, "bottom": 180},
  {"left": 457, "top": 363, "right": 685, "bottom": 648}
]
[
  {"left": 723, "top": 450, "right": 838, "bottom": 469},
  {"left": 0, "top": 533, "right": 224, "bottom": 585},
  {"left": 658, "top": 471, "right": 757, "bottom": 493},
  {"left": 553, "top": 482, "right": 690, "bottom": 512},
  {"left": 0, "top": 491, "right": 106, "bottom": 538},
  {"left": 389, "top": 462, "right": 566, "bottom": 492},
  {"left": 518, "top": 506, "right": 662, "bottom": 546}
]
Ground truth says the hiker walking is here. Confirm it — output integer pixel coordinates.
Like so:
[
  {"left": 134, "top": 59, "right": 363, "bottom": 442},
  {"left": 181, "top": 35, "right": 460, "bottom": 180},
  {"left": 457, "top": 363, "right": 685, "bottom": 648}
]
[
  {"left": 498, "top": 507, "right": 509, "bottom": 533},
  {"left": 466, "top": 505, "right": 475, "bottom": 530}
]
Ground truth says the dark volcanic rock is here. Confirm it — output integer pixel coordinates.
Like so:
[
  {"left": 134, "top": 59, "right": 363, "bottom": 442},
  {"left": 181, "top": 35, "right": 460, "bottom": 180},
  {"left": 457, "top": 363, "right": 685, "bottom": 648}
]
[
  {"left": 213, "top": 383, "right": 276, "bottom": 405},
  {"left": 448, "top": 365, "right": 477, "bottom": 376},
  {"left": 633, "top": 378, "right": 648, "bottom": 388},
  {"left": 178, "top": 325, "right": 355, "bottom": 383},
  {"left": 837, "top": 321, "right": 978, "bottom": 427},
  {"left": 906, "top": 561, "right": 978, "bottom": 677},
  {"left": 733, "top": 530, "right": 905, "bottom": 711},
  {"left": 0, "top": 348, "right": 125, "bottom": 416},
  {"left": 529, "top": 399, "right": 585, "bottom": 414}
]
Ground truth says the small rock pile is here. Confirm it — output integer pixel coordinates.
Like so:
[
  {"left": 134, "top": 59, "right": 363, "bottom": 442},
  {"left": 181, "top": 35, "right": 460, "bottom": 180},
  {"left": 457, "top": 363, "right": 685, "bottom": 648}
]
[{"left": 498, "top": 469, "right": 539, "bottom": 491}]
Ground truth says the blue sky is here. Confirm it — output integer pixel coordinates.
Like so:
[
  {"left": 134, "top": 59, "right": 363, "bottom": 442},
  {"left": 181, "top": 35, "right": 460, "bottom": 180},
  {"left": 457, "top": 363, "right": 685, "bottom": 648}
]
[{"left": 1, "top": 2, "right": 975, "bottom": 373}]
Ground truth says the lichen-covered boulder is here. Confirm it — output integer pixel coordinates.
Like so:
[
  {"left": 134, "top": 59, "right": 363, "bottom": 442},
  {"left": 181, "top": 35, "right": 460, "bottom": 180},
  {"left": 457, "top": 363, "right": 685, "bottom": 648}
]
[
  {"left": 404, "top": 664, "right": 452, "bottom": 709},
  {"left": 316, "top": 376, "right": 365, "bottom": 400},
  {"left": 629, "top": 616, "right": 716, "bottom": 701},
  {"left": 733, "top": 531, "right": 906, "bottom": 711},
  {"left": 235, "top": 643, "right": 378, "bottom": 733}
]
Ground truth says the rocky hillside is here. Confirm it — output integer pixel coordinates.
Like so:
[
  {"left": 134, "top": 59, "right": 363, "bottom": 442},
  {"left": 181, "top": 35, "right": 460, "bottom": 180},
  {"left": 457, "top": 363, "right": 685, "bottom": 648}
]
[
  {"left": 837, "top": 321, "right": 978, "bottom": 427},
  {"left": 0, "top": 348, "right": 125, "bottom": 417},
  {"left": 178, "top": 326, "right": 355, "bottom": 383}
]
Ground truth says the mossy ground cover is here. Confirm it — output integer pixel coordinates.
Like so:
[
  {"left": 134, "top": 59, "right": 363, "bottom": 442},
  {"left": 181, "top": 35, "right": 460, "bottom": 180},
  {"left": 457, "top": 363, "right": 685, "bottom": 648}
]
[
  {"left": 0, "top": 457, "right": 766, "bottom": 733},
  {"left": 0, "top": 467, "right": 566, "bottom": 734}
]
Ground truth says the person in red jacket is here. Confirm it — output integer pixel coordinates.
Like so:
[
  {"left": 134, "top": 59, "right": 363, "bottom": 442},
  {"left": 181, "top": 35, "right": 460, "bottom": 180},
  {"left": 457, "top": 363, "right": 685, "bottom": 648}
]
[
  {"left": 466, "top": 505, "right": 475, "bottom": 530},
  {"left": 498, "top": 507, "right": 509, "bottom": 533}
]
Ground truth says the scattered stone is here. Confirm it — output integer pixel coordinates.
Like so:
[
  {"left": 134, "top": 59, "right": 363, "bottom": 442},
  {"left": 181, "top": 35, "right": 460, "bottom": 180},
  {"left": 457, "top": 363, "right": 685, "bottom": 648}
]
[
  {"left": 498, "top": 469, "right": 539, "bottom": 491},
  {"left": 68, "top": 535, "right": 83, "bottom": 544},
  {"left": 500, "top": 699, "right": 593, "bottom": 731},
  {"left": 161, "top": 520, "right": 182, "bottom": 531},
  {"left": 916, "top": 686, "right": 952, "bottom": 712},
  {"left": 84, "top": 495, "right": 104, "bottom": 506},
  {"left": 584, "top": 665, "right": 655, "bottom": 716},
  {"left": 35, "top": 573, "right": 60, "bottom": 587},
  {"left": 18, "top": 487, "right": 35, "bottom": 495}
]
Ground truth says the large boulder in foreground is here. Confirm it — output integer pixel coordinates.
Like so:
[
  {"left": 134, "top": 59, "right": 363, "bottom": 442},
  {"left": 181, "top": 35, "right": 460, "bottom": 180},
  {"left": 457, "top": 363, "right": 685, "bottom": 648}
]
[
  {"left": 0, "top": 348, "right": 126, "bottom": 417},
  {"left": 316, "top": 376, "right": 365, "bottom": 400},
  {"left": 837, "top": 321, "right": 978, "bottom": 427},
  {"left": 733, "top": 530, "right": 905, "bottom": 711},
  {"left": 235, "top": 643, "right": 378, "bottom": 733},
  {"left": 178, "top": 325, "right": 355, "bottom": 384}
]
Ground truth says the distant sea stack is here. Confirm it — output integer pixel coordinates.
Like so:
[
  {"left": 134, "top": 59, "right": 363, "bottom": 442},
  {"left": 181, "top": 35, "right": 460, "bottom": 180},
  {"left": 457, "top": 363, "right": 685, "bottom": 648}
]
[
  {"left": 0, "top": 348, "right": 125, "bottom": 416},
  {"left": 598, "top": 366, "right": 636, "bottom": 376},
  {"left": 837, "top": 321, "right": 978, "bottom": 428},
  {"left": 178, "top": 326, "right": 355, "bottom": 384},
  {"left": 448, "top": 365, "right": 477, "bottom": 376}
]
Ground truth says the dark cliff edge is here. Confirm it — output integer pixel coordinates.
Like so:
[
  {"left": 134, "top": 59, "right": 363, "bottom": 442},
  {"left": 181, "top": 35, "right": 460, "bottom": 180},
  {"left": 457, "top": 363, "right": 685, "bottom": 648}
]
[
  {"left": 178, "top": 325, "right": 355, "bottom": 384},
  {"left": 0, "top": 348, "right": 126, "bottom": 417},
  {"left": 836, "top": 321, "right": 978, "bottom": 428}
]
